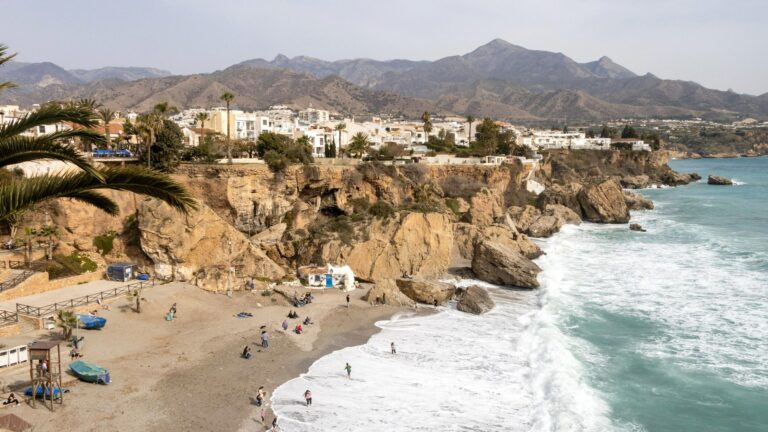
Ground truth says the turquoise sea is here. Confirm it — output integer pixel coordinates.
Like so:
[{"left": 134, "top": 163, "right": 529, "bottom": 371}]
[
  {"left": 271, "top": 156, "right": 768, "bottom": 432},
  {"left": 560, "top": 156, "right": 768, "bottom": 432}
]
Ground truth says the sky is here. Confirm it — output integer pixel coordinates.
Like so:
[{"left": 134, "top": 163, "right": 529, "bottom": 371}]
[{"left": 2, "top": 0, "right": 766, "bottom": 95}]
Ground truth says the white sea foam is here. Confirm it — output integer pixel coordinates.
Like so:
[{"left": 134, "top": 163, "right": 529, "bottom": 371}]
[
  {"left": 271, "top": 270, "right": 615, "bottom": 431},
  {"left": 547, "top": 212, "right": 768, "bottom": 389}
]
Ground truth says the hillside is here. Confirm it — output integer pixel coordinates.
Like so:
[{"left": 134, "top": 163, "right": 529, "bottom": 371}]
[
  {"left": 2, "top": 39, "right": 766, "bottom": 121},
  {"left": 2, "top": 65, "right": 437, "bottom": 117},
  {"left": 0, "top": 61, "right": 172, "bottom": 90}
]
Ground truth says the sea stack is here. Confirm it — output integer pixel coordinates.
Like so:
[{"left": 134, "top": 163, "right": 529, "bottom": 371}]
[{"left": 707, "top": 175, "right": 733, "bottom": 185}]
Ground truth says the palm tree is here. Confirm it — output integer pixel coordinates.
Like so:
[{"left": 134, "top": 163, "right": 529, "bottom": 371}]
[
  {"left": 0, "top": 45, "right": 17, "bottom": 93},
  {"left": 348, "top": 132, "right": 370, "bottom": 158},
  {"left": 0, "top": 44, "right": 196, "bottom": 223},
  {"left": 334, "top": 122, "right": 346, "bottom": 156},
  {"left": 421, "top": 112, "right": 433, "bottom": 143},
  {"left": 23, "top": 226, "right": 36, "bottom": 268},
  {"left": 219, "top": 92, "right": 235, "bottom": 163},
  {"left": 466, "top": 115, "right": 475, "bottom": 145},
  {"left": 97, "top": 108, "right": 115, "bottom": 149},
  {"left": 195, "top": 112, "right": 209, "bottom": 147},
  {"left": 39, "top": 224, "right": 58, "bottom": 260},
  {"left": 136, "top": 112, "right": 163, "bottom": 168},
  {"left": 56, "top": 310, "right": 78, "bottom": 339},
  {"left": 126, "top": 287, "right": 144, "bottom": 313}
]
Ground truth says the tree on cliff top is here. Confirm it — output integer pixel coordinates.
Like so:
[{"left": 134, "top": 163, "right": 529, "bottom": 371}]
[
  {"left": 256, "top": 132, "right": 313, "bottom": 172},
  {"left": 0, "top": 43, "right": 197, "bottom": 223}
]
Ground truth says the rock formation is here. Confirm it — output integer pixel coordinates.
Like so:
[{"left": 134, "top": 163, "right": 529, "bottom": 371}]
[
  {"left": 707, "top": 175, "right": 733, "bottom": 185},
  {"left": 471, "top": 240, "right": 541, "bottom": 288},
  {"left": 629, "top": 223, "right": 646, "bottom": 232},
  {"left": 323, "top": 212, "right": 454, "bottom": 281},
  {"left": 395, "top": 278, "right": 455, "bottom": 304},
  {"left": 577, "top": 179, "right": 630, "bottom": 223},
  {"left": 623, "top": 190, "right": 654, "bottom": 210},
  {"left": 137, "top": 199, "right": 285, "bottom": 292},
  {"left": 620, "top": 175, "right": 651, "bottom": 189},
  {"left": 456, "top": 285, "right": 495, "bottom": 314},
  {"left": 364, "top": 279, "right": 415, "bottom": 306}
]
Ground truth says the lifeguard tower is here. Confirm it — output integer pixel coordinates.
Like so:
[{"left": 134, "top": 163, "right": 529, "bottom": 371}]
[{"left": 27, "top": 341, "right": 63, "bottom": 410}]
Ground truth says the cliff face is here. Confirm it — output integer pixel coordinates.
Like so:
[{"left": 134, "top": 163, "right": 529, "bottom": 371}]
[{"left": 29, "top": 150, "right": 688, "bottom": 292}]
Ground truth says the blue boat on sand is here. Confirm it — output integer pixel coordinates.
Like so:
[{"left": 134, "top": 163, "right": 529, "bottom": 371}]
[
  {"left": 24, "top": 386, "right": 62, "bottom": 399},
  {"left": 77, "top": 314, "right": 107, "bottom": 330},
  {"left": 69, "top": 360, "right": 110, "bottom": 384}
]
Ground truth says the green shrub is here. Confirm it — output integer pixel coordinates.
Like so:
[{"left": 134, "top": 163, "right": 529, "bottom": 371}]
[
  {"left": 46, "top": 263, "right": 71, "bottom": 279},
  {"left": 55, "top": 252, "right": 98, "bottom": 275},
  {"left": 369, "top": 201, "right": 395, "bottom": 219},
  {"left": 264, "top": 150, "right": 288, "bottom": 172},
  {"left": 93, "top": 231, "right": 117, "bottom": 256},
  {"left": 350, "top": 197, "right": 371, "bottom": 213},
  {"left": 445, "top": 198, "right": 461, "bottom": 214}
]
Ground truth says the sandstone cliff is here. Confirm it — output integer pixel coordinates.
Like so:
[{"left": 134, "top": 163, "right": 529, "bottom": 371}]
[{"left": 16, "top": 150, "right": 685, "bottom": 295}]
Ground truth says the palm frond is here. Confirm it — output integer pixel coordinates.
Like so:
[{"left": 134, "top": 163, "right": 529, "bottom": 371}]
[
  {"left": 0, "top": 104, "right": 99, "bottom": 140},
  {"left": 0, "top": 82, "right": 17, "bottom": 93},
  {"left": 61, "top": 190, "right": 119, "bottom": 215},
  {"left": 0, "top": 166, "right": 197, "bottom": 221},
  {"left": 0, "top": 132, "right": 106, "bottom": 179}
]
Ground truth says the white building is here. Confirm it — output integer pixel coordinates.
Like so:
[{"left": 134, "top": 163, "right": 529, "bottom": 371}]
[{"left": 298, "top": 108, "right": 330, "bottom": 124}]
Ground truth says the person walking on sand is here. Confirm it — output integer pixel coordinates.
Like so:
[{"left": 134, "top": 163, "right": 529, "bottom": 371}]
[
  {"left": 345, "top": 362, "right": 352, "bottom": 379},
  {"left": 391, "top": 342, "right": 396, "bottom": 355},
  {"left": 261, "top": 406, "right": 267, "bottom": 424},
  {"left": 282, "top": 319, "right": 289, "bottom": 331},
  {"left": 272, "top": 416, "right": 278, "bottom": 430},
  {"left": 304, "top": 389, "right": 312, "bottom": 406},
  {"left": 261, "top": 331, "right": 269, "bottom": 349},
  {"left": 346, "top": 293, "right": 350, "bottom": 308}
]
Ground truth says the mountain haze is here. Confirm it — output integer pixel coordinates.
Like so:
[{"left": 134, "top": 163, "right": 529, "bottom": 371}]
[{"left": 2, "top": 39, "right": 766, "bottom": 121}]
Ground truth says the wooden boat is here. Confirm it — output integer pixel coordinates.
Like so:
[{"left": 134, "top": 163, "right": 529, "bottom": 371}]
[
  {"left": 69, "top": 360, "right": 110, "bottom": 384},
  {"left": 77, "top": 314, "right": 107, "bottom": 330}
]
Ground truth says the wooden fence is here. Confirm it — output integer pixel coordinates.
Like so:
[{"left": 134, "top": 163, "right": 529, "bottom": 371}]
[
  {"left": 0, "top": 270, "right": 35, "bottom": 294},
  {"left": 0, "top": 309, "right": 18, "bottom": 326},
  {"left": 16, "top": 281, "right": 148, "bottom": 318}
]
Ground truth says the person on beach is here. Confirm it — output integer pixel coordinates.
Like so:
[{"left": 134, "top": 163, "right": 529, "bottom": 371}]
[
  {"left": 282, "top": 320, "right": 289, "bottom": 331},
  {"left": 391, "top": 342, "right": 396, "bottom": 355},
  {"left": 304, "top": 389, "right": 312, "bottom": 406},
  {"left": 170, "top": 302, "right": 177, "bottom": 316},
  {"left": 3, "top": 393, "right": 18, "bottom": 406},
  {"left": 70, "top": 347, "right": 83, "bottom": 359},
  {"left": 242, "top": 345, "right": 252, "bottom": 359},
  {"left": 261, "top": 406, "right": 267, "bottom": 424},
  {"left": 261, "top": 331, "right": 269, "bottom": 349},
  {"left": 294, "top": 324, "right": 303, "bottom": 334},
  {"left": 272, "top": 416, "right": 278, "bottom": 430},
  {"left": 345, "top": 362, "right": 352, "bottom": 379},
  {"left": 346, "top": 293, "right": 350, "bottom": 308}
]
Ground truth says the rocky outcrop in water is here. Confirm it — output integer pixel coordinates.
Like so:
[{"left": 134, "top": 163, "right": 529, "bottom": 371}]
[
  {"left": 471, "top": 240, "right": 541, "bottom": 288},
  {"left": 456, "top": 285, "right": 495, "bottom": 314},
  {"left": 623, "top": 190, "right": 654, "bottom": 210},
  {"left": 629, "top": 223, "right": 646, "bottom": 232},
  {"left": 707, "top": 175, "right": 733, "bottom": 185},
  {"left": 577, "top": 179, "right": 630, "bottom": 223},
  {"left": 395, "top": 278, "right": 455, "bottom": 305}
]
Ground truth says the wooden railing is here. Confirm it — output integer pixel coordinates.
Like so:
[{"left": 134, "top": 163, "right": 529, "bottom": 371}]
[
  {"left": 8, "top": 260, "right": 25, "bottom": 269},
  {"left": 16, "top": 281, "right": 147, "bottom": 317},
  {"left": 0, "top": 309, "right": 18, "bottom": 326},
  {"left": 0, "top": 270, "right": 35, "bottom": 293}
]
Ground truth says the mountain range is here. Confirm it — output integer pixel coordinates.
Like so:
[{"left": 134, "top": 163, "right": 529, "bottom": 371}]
[{"left": 2, "top": 39, "right": 767, "bottom": 121}]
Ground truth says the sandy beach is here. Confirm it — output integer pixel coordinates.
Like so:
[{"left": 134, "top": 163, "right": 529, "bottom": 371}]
[{"left": 0, "top": 282, "right": 403, "bottom": 431}]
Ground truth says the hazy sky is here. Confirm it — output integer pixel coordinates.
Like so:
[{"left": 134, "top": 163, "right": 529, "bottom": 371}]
[{"left": 2, "top": 0, "right": 766, "bottom": 95}]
